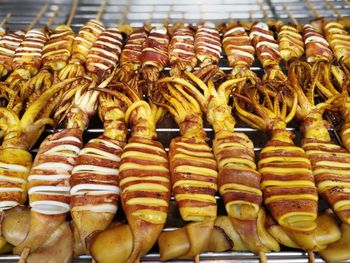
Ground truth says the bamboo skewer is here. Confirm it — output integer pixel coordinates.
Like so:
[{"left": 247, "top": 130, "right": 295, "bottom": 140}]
[
  {"left": 324, "top": 0, "right": 342, "bottom": 18},
  {"left": 259, "top": 251, "right": 267, "bottom": 263},
  {"left": 258, "top": 0, "right": 270, "bottom": 23},
  {"left": 308, "top": 250, "right": 316, "bottom": 263},
  {"left": 25, "top": 4, "right": 48, "bottom": 31},
  {"left": 284, "top": 5, "right": 299, "bottom": 26},
  {"left": 46, "top": 6, "right": 61, "bottom": 28},
  {"left": 306, "top": 0, "right": 321, "bottom": 19},
  {"left": 66, "top": 0, "right": 79, "bottom": 26},
  {"left": 95, "top": 0, "right": 108, "bottom": 21},
  {"left": 345, "top": 0, "right": 350, "bottom": 8},
  {"left": 0, "top": 13, "right": 11, "bottom": 29}
]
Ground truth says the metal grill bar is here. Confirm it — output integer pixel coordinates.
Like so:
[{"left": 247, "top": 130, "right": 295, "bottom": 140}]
[{"left": 0, "top": 0, "right": 349, "bottom": 262}]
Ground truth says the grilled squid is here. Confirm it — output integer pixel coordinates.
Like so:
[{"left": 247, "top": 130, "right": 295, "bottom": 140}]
[
  {"left": 222, "top": 23, "right": 256, "bottom": 79},
  {"left": 0, "top": 29, "right": 25, "bottom": 78},
  {"left": 323, "top": 21, "right": 350, "bottom": 70},
  {"left": 117, "top": 28, "right": 148, "bottom": 82},
  {"left": 42, "top": 25, "right": 75, "bottom": 72},
  {"left": 168, "top": 24, "right": 197, "bottom": 76},
  {"left": 59, "top": 19, "right": 105, "bottom": 80},
  {"left": 5, "top": 28, "right": 48, "bottom": 91},
  {"left": 13, "top": 74, "right": 115, "bottom": 260},
  {"left": 26, "top": 24, "right": 75, "bottom": 101},
  {"left": 277, "top": 23, "right": 304, "bottom": 63},
  {"left": 70, "top": 80, "right": 134, "bottom": 255},
  {"left": 156, "top": 75, "right": 217, "bottom": 260},
  {"left": 302, "top": 23, "right": 334, "bottom": 63},
  {"left": 289, "top": 61, "right": 350, "bottom": 226},
  {"left": 195, "top": 22, "right": 222, "bottom": 68},
  {"left": 249, "top": 22, "right": 285, "bottom": 80},
  {"left": 141, "top": 25, "right": 169, "bottom": 82},
  {"left": 234, "top": 80, "right": 321, "bottom": 251},
  {"left": 86, "top": 27, "right": 123, "bottom": 81}
]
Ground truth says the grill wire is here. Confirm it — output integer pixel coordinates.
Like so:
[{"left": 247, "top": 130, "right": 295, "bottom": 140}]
[{"left": 0, "top": 0, "right": 350, "bottom": 262}]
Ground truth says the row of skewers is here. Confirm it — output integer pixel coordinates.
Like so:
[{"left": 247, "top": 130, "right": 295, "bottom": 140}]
[{"left": 1, "top": 0, "right": 350, "bottom": 262}]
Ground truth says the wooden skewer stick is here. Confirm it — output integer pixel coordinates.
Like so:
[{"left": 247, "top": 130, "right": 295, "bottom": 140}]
[
  {"left": 46, "top": 6, "right": 61, "bottom": 28},
  {"left": 284, "top": 5, "right": 299, "bottom": 26},
  {"left": 66, "top": 0, "right": 79, "bottom": 27},
  {"left": 18, "top": 247, "right": 30, "bottom": 263},
  {"left": 95, "top": 0, "right": 108, "bottom": 21},
  {"left": 259, "top": 250, "right": 267, "bottom": 263},
  {"left": 305, "top": 0, "right": 320, "bottom": 19},
  {"left": 258, "top": 0, "right": 270, "bottom": 23},
  {"left": 0, "top": 13, "right": 11, "bottom": 28},
  {"left": 25, "top": 3, "right": 48, "bottom": 31},
  {"left": 324, "top": 0, "right": 342, "bottom": 18},
  {"left": 345, "top": 0, "right": 350, "bottom": 8},
  {"left": 194, "top": 254, "right": 199, "bottom": 263},
  {"left": 307, "top": 249, "right": 316, "bottom": 263}
]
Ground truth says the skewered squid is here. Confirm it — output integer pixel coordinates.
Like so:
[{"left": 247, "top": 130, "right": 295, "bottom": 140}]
[
  {"left": 234, "top": 80, "right": 322, "bottom": 251},
  {"left": 70, "top": 79, "right": 134, "bottom": 255},
  {"left": 168, "top": 23, "right": 197, "bottom": 77},
  {"left": 249, "top": 22, "right": 286, "bottom": 80},
  {"left": 155, "top": 74, "right": 218, "bottom": 261},
  {"left": 88, "top": 81, "right": 170, "bottom": 263}
]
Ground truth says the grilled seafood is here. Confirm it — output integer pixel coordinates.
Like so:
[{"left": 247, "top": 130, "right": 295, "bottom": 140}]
[
  {"left": 168, "top": 24, "right": 197, "bottom": 76},
  {"left": 222, "top": 23, "right": 257, "bottom": 80},
  {"left": 195, "top": 22, "right": 222, "bottom": 68},
  {"left": 141, "top": 25, "right": 169, "bottom": 82},
  {"left": 234, "top": 80, "right": 319, "bottom": 249},
  {"left": 58, "top": 19, "right": 105, "bottom": 81},
  {"left": 70, "top": 79, "right": 133, "bottom": 255},
  {"left": 323, "top": 20, "right": 350, "bottom": 71},
  {"left": 155, "top": 75, "right": 218, "bottom": 260},
  {"left": 116, "top": 28, "right": 148, "bottom": 82},
  {"left": 86, "top": 27, "right": 123, "bottom": 82},
  {"left": 289, "top": 61, "right": 350, "bottom": 226},
  {"left": 13, "top": 73, "right": 114, "bottom": 261},
  {"left": 249, "top": 22, "right": 286, "bottom": 80},
  {"left": 89, "top": 81, "right": 170, "bottom": 263}
]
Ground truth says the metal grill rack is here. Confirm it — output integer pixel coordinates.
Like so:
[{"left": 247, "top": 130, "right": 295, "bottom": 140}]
[{"left": 1, "top": 0, "right": 350, "bottom": 262}]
